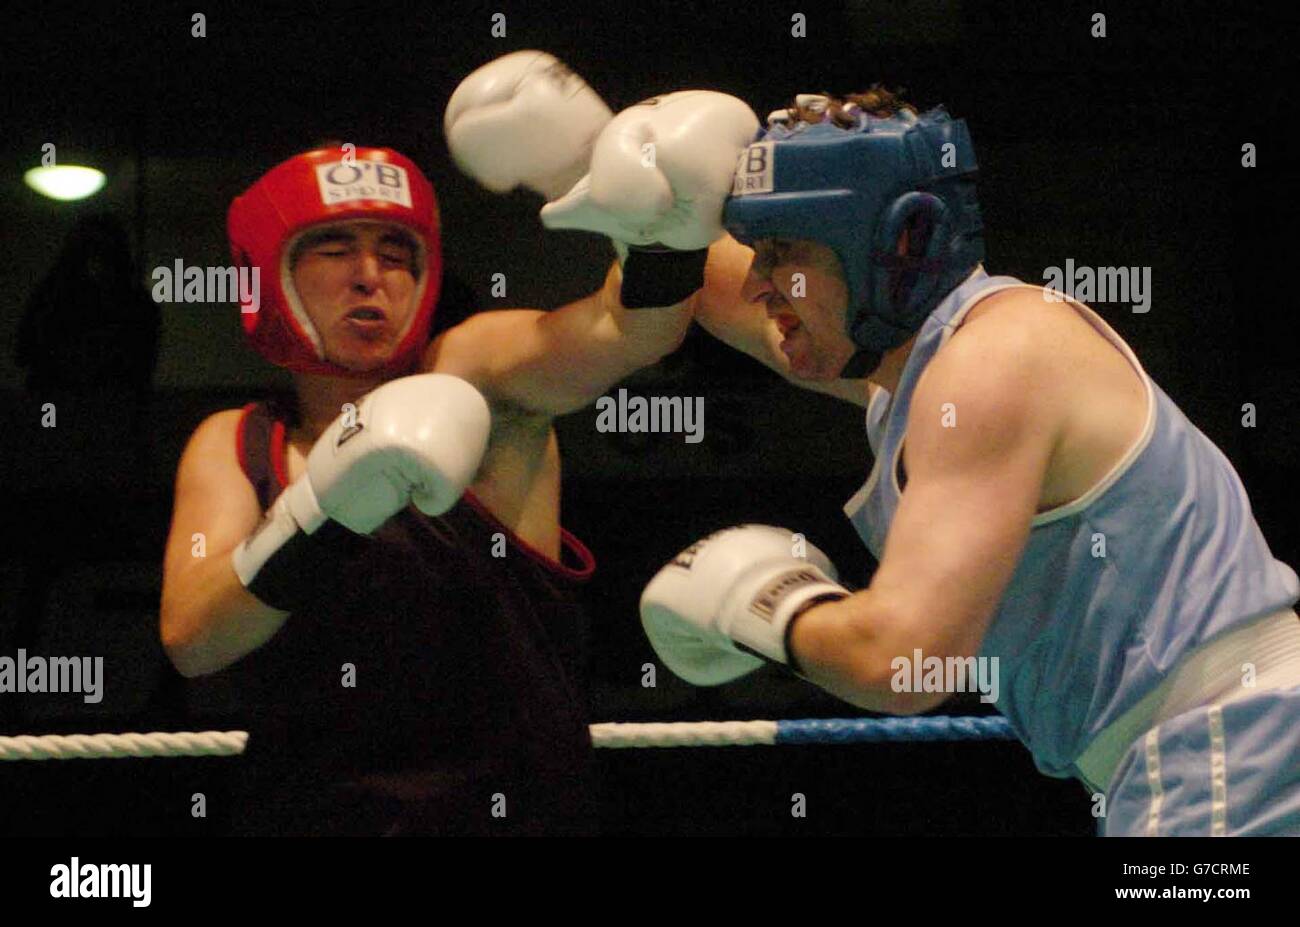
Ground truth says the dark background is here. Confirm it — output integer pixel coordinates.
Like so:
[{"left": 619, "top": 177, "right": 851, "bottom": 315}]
[{"left": 0, "top": 0, "right": 1294, "bottom": 836}]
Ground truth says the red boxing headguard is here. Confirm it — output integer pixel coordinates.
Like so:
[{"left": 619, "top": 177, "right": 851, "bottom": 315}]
[{"left": 228, "top": 147, "right": 442, "bottom": 377}]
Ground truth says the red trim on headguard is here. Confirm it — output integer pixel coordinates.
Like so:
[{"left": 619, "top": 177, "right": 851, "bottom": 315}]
[{"left": 228, "top": 147, "right": 442, "bottom": 377}]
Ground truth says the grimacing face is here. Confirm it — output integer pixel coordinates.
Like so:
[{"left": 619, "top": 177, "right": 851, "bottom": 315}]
[
  {"left": 740, "top": 237, "right": 858, "bottom": 380},
  {"left": 290, "top": 220, "right": 421, "bottom": 372}
]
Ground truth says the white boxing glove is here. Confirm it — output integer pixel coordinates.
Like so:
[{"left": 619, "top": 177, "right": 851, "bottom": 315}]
[
  {"left": 639, "top": 525, "right": 850, "bottom": 686},
  {"left": 233, "top": 374, "right": 490, "bottom": 604},
  {"left": 540, "top": 90, "right": 760, "bottom": 251},
  {"left": 444, "top": 50, "right": 613, "bottom": 201}
]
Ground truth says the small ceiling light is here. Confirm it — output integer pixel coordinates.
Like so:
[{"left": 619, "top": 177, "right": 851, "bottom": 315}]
[{"left": 24, "top": 164, "right": 108, "bottom": 201}]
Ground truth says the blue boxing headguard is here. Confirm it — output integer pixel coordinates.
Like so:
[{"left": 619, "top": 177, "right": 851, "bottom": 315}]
[{"left": 724, "top": 106, "right": 984, "bottom": 377}]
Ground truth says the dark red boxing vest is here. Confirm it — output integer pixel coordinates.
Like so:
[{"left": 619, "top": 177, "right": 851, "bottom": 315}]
[{"left": 223, "top": 397, "right": 599, "bottom": 835}]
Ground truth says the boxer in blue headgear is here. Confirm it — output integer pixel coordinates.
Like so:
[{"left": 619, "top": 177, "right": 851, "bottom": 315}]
[
  {"left": 533, "top": 82, "right": 1300, "bottom": 834},
  {"left": 724, "top": 101, "right": 984, "bottom": 377},
  {"left": 616, "top": 87, "right": 1300, "bottom": 836}
]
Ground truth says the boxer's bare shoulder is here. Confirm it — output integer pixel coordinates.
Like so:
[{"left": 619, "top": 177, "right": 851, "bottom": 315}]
[
  {"left": 945, "top": 287, "right": 1148, "bottom": 511},
  {"left": 170, "top": 410, "right": 262, "bottom": 542},
  {"left": 175, "top": 410, "right": 252, "bottom": 496}
]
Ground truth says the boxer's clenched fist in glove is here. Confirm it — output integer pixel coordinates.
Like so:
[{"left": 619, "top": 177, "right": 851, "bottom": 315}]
[
  {"left": 444, "top": 50, "right": 613, "bottom": 201},
  {"left": 540, "top": 90, "right": 759, "bottom": 251},
  {"left": 232, "top": 374, "right": 490, "bottom": 612},
  {"left": 541, "top": 91, "right": 759, "bottom": 307},
  {"left": 640, "top": 525, "right": 849, "bottom": 685}
]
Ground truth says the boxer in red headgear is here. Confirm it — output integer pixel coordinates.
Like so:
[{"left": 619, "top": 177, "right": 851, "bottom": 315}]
[
  {"left": 159, "top": 59, "right": 695, "bottom": 835},
  {"left": 228, "top": 146, "right": 441, "bottom": 378}
]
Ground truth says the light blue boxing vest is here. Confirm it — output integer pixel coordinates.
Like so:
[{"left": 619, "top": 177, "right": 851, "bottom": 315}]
[{"left": 844, "top": 267, "right": 1300, "bottom": 781}]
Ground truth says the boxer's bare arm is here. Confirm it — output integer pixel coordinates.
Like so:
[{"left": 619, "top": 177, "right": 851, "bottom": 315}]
[
  {"left": 466, "top": 401, "right": 564, "bottom": 560},
  {"left": 788, "top": 317, "right": 1058, "bottom": 713},
  {"left": 422, "top": 260, "right": 691, "bottom": 416},
  {"left": 692, "top": 234, "right": 873, "bottom": 407},
  {"left": 159, "top": 410, "right": 290, "bottom": 677}
]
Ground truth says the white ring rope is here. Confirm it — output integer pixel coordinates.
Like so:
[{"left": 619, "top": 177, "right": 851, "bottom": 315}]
[
  {"left": 0, "top": 716, "right": 1014, "bottom": 761},
  {"left": 0, "top": 730, "right": 248, "bottom": 761}
]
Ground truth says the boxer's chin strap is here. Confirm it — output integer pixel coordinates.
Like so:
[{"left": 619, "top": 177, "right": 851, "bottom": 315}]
[{"left": 839, "top": 348, "right": 882, "bottom": 379}]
